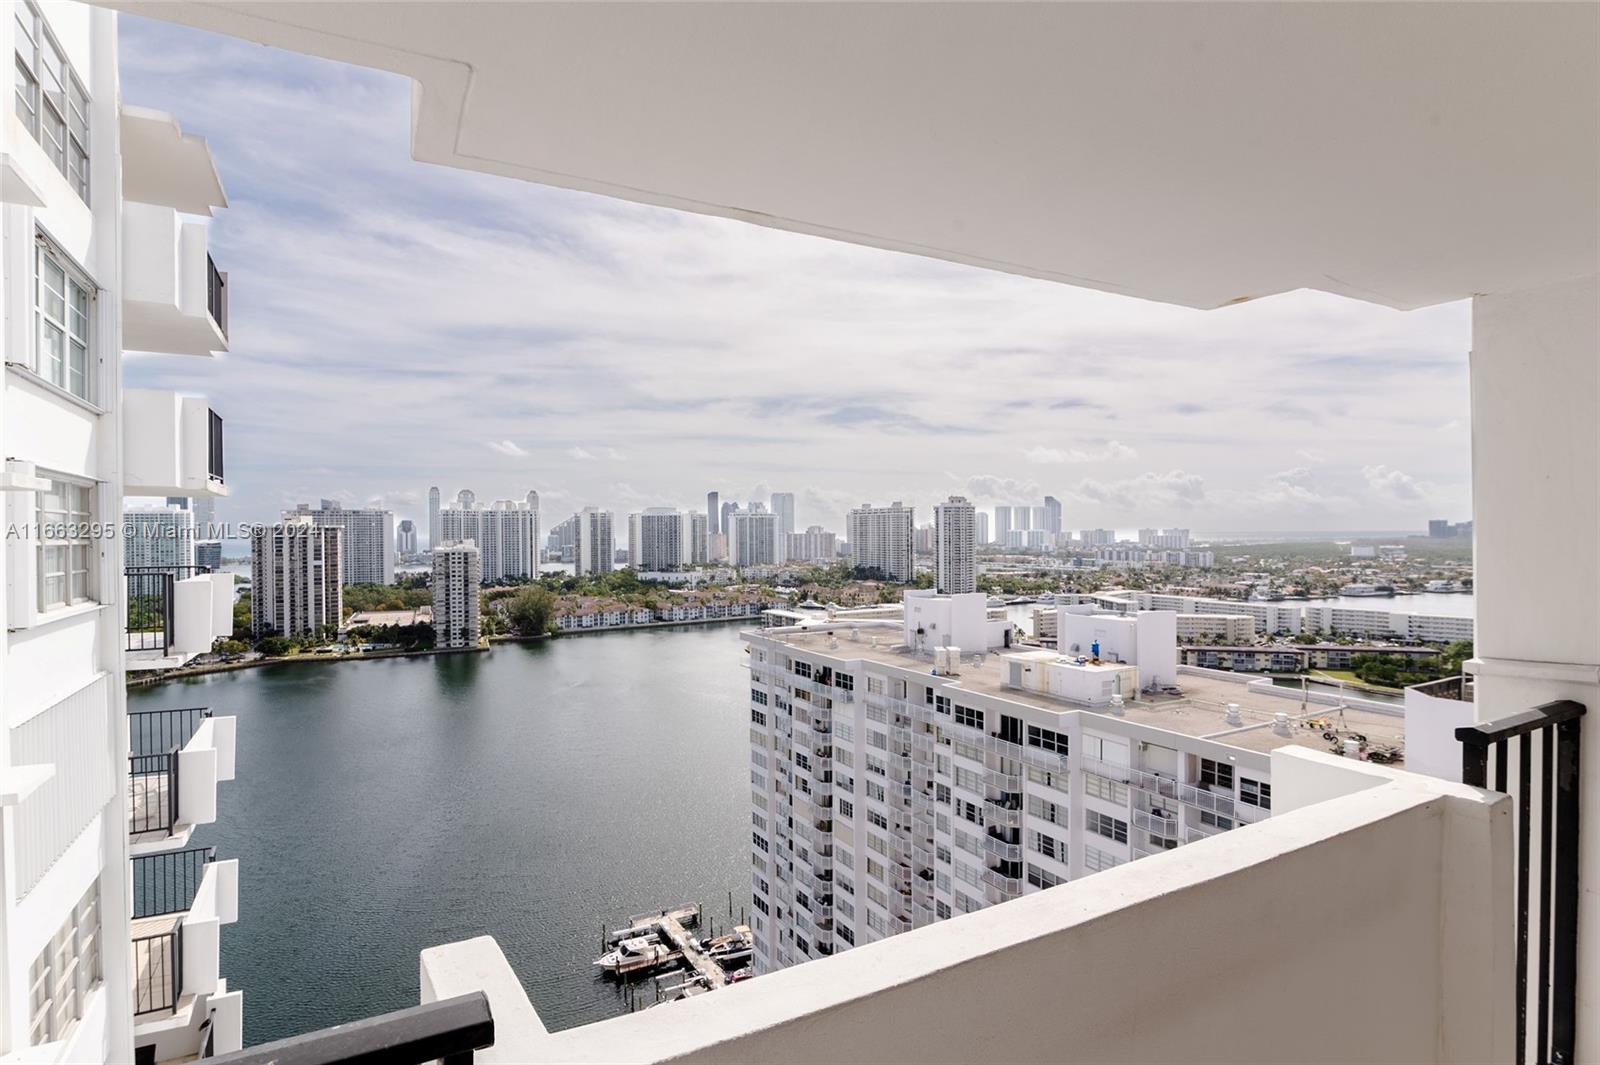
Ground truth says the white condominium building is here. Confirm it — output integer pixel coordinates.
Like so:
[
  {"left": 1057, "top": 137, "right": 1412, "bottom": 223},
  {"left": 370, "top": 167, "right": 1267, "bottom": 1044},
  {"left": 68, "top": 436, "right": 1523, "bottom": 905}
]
[
  {"left": 933, "top": 496, "right": 976, "bottom": 594},
  {"left": 250, "top": 519, "right": 343, "bottom": 637},
  {"left": 576, "top": 507, "right": 615, "bottom": 575},
  {"left": 729, "top": 507, "right": 778, "bottom": 567},
  {"left": 743, "top": 593, "right": 1390, "bottom": 975},
  {"left": 1173, "top": 613, "right": 1258, "bottom": 644},
  {"left": 287, "top": 500, "right": 395, "bottom": 586},
  {"left": 431, "top": 541, "right": 482, "bottom": 649},
  {"left": 123, "top": 505, "right": 197, "bottom": 571},
  {"left": 1080, "top": 528, "right": 1116, "bottom": 547},
  {"left": 428, "top": 485, "right": 441, "bottom": 550},
  {"left": 787, "top": 526, "right": 837, "bottom": 565},
  {"left": 629, "top": 508, "right": 688, "bottom": 571},
  {"left": 0, "top": 10, "right": 243, "bottom": 1058},
  {"left": 846, "top": 502, "right": 915, "bottom": 582},
  {"left": 1301, "top": 604, "right": 1475, "bottom": 644},
  {"left": 439, "top": 493, "right": 540, "bottom": 582},
  {"left": 974, "top": 511, "right": 990, "bottom": 546}
]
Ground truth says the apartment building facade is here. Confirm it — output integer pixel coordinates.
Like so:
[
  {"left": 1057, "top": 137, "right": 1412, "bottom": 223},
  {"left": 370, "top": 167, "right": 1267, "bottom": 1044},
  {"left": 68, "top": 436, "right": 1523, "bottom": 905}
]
[
  {"left": 439, "top": 495, "right": 540, "bottom": 582},
  {"left": 745, "top": 597, "right": 1288, "bottom": 974},
  {"left": 0, "top": 6, "right": 243, "bottom": 1059},
  {"left": 933, "top": 496, "right": 976, "bottom": 594},
  {"left": 287, "top": 500, "right": 395, "bottom": 586},
  {"left": 575, "top": 507, "right": 614, "bottom": 576},
  {"left": 431, "top": 542, "right": 482, "bottom": 649},
  {"left": 846, "top": 502, "right": 914, "bottom": 582},
  {"left": 787, "top": 526, "right": 837, "bottom": 565},
  {"left": 729, "top": 508, "right": 778, "bottom": 568},
  {"left": 250, "top": 520, "right": 343, "bottom": 638},
  {"left": 628, "top": 508, "right": 686, "bottom": 571}
]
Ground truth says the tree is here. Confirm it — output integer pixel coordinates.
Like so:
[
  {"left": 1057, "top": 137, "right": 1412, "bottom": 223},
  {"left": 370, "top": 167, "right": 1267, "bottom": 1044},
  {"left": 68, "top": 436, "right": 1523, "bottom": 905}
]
[
  {"left": 255, "top": 635, "right": 296, "bottom": 657},
  {"left": 506, "top": 586, "right": 557, "bottom": 637}
]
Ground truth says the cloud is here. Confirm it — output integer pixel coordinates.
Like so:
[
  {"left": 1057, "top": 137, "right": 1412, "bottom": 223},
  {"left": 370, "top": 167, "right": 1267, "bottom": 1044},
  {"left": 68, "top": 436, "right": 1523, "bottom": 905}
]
[
  {"left": 964, "top": 474, "right": 1043, "bottom": 503},
  {"left": 487, "top": 440, "right": 528, "bottom": 457},
  {"left": 1362, "top": 464, "right": 1426, "bottom": 502},
  {"left": 1022, "top": 441, "right": 1136, "bottom": 464},
  {"left": 1071, "top": 470, "right": 1206, "bottom": 511},
  {"left": 567, "top": 446, "right": 597, "bottom": 461}
]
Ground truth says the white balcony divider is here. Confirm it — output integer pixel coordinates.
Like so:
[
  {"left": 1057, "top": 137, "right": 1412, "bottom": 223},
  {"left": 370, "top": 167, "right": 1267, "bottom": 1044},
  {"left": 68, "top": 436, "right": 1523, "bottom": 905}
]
[
  {"left": 422, "top": 748, "right": 1512, "bottom": 1064},
  {"left": 8, "top": 674, "right": 114, "bottom": 897},
  {"left": 122, "top": 202, "right": 226, "bottom": 356},
  {"left": 123, "top": 389, "right": 226, "bottom": 498}
]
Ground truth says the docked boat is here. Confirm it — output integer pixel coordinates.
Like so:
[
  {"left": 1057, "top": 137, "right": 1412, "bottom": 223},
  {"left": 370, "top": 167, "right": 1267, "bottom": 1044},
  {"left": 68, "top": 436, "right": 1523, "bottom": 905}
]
[
  {"left": 595, "top": 935, "right": 678, "bottom": 975},
  {"left": 701, "top": 925, "right": 754, "bottom": 967},
  {"left": 1340, "top": 583, "right": 1396, "bottom": 597}
]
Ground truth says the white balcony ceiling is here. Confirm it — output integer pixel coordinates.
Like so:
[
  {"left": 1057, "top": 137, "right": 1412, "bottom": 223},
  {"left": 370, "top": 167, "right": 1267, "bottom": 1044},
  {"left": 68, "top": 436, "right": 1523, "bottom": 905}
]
[{"left": 112, "top": 2, "right": 1598, "bottom": 310}]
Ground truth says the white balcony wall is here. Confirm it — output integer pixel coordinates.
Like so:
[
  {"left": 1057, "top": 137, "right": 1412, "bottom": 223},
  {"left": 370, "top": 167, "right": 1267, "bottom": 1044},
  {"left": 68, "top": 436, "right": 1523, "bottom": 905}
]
[
  {"left": 172, "top": 575, "right": 231, "bottom": 656},
  {"left": 174, "top": 716, "right": 236, "bottom": 828},
  {"left": 121, "top": 202, "right": 225, "bottom": 356},
  {"left": 123, "top": 389, "right": 225, "bottom": 498},
  {"left": 422, "top": 749, "right": 1511, "bottom": 1065}
]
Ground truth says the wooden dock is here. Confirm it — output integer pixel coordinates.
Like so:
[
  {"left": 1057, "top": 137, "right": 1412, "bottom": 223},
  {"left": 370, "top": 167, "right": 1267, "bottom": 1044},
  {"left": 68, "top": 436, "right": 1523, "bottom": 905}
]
[{"left": 656, "top": 912, "right": 726, "bottom": 990}]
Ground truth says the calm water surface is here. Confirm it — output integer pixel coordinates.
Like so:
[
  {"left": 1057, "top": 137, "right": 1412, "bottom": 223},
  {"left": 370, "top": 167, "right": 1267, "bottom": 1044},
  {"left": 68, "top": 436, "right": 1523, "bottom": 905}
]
[{"left": 128, "top": 625, "right": 750, "bottom": 1044}]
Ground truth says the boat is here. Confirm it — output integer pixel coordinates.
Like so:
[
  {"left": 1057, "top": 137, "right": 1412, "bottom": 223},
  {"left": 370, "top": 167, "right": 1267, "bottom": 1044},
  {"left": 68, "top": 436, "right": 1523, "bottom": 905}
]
[
  {"left": 595, "top": 935, "right": 678, "bottom": 975},
  {"left": 726, "top": 967, "right": 753, "bottom": 983},
  {"left": 986, "top": 596, "right": 1006, "bottom": 608},
  {"left": 701, "top": 925, "right": 754, "bottom": 967},
  {"left": 1340, "top": 583, "right": 1395, "bottom": 597}
]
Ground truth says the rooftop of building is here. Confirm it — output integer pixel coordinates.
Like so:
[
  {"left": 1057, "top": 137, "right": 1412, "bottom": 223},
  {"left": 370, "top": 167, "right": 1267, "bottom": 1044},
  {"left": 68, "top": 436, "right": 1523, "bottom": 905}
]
[{"left": 758, "top": 625, "right": 1405, "bottom": 758}]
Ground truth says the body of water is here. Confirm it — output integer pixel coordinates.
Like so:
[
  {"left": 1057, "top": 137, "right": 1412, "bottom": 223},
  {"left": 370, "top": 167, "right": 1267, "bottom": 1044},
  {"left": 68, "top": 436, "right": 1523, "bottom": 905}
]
[
  {"left": 128, "top": 625, "right": 751, "bottom": 1045},
  {"left": 1304, "top": 591, "right": 1473, "bottom": 617}
]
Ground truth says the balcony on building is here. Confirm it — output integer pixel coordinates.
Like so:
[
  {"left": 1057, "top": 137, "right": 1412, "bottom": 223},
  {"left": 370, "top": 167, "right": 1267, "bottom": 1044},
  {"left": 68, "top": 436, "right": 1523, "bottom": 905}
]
[
  {"left": 124, "top": 388, "right": 227, "bottom": 498},
  {"left": 128, "top": 707, "right": 236, "bottom": 853},
  {"left": 131, "top": 847, "right": 244, "bottom": 1063},
  {"left": 119, "top": 106, "right": 228, "bottom": 356},
  {"left": 125, "top": 562, "right": 234, "bottom": 672}
]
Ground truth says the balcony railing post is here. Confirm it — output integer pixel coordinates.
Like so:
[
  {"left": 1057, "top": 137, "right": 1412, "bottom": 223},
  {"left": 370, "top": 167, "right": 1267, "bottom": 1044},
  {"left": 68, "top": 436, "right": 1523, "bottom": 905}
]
[{"left": 1455, "top": 699, "right": 1584, "bottom": 1065}]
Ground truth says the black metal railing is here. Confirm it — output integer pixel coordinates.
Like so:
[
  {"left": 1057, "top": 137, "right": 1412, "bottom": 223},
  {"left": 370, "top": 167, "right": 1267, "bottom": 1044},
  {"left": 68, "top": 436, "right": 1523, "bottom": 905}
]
[
  {"left": 199, "top": 1011, "right": 217, "bottom": 1059},
  {"left": 1457, "top": 699, "right": 1585, "bottom": 1065},
  {"left": 132, "top": 847, "right": 214, "bottom": 919},
  {"left": 207, "top": 255, "right": 227, "bottom": 338},
  {"left": 129, "top": 751, "right": 180, "bottom": 837},
  {"left": 132, "top": 927, "right": 182, "bottom": 1016},
  {"left": 208, "top": 408, "right": 225, "bottom": 484},
  {"left": 129, "top": 707, "right": 212, "bottom": 758},
  {"left": 208, "top": 992, "right": 493, "bottom": 1065},
  {"left": 126, "top": 565, "right": 212, "bottom": 654}
]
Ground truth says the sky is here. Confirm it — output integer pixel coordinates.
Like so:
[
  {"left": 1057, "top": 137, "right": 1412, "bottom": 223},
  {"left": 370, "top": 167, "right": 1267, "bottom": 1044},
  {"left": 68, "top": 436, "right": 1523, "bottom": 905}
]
[{"left": 119, "top": 16, "right": 1474, "bottom": 539}]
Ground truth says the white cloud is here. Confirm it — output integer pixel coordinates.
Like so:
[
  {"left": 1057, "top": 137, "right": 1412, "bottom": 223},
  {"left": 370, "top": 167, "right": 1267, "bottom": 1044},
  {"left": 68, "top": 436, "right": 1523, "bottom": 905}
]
[
  {"left": 1022, "top": 441, "right": 1136, "bottom": 465},
  {"left": 964, "top": 474, "right": 1043, "bottom": 503},
  {"left": 567, "top": 446, "right": 597, "bottom": 461},
  {"left": 1362, "top": 464, "right": 1426, "bottom": 502},
  {"left": 487, "top": 440, "right": 528, "bottom": 457},
  {"left": 1070, "top": 470, "right": 1206, "bottom": 513}
]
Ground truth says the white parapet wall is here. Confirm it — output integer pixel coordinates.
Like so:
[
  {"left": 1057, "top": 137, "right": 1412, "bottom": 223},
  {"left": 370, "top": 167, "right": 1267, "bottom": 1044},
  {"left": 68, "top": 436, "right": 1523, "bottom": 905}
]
[{"left": 420, "top": 748, "right": 1511, "bottom": 1064}]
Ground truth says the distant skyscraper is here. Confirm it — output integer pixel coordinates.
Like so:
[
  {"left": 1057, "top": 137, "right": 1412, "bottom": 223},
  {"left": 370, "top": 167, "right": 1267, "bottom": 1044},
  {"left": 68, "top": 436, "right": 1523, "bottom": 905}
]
[
  {"left": 786, "top": 526, "right": 837, "bottom": 564},
  {"left": 429, "top": 486, "right": 441, "bottom": 550},
  {"left": 547, "top": 515, "right": 579, "bottom": 563},
  {"left": 251, "top": 518, "right": 342, "bottom": 637},
  {"left": 576, "top": 507, "right": 615, "bottom": 575},
  {"left": 1043, "top": 495, "right": 1062, "bottom": 534},
  {"left": 397, "top": 519, "right": 418, "bottom": 555},
  {"left": 994, "top": 506, "right": 1014, "bottom": 546},
  {"left": 628, "top": 508, "right": 687, "bottom": 571},
  {"left": 720, "top": 500, "right": 738, "bottom": 545},
  {"left": 708, "top": 491, "right": 720, "bottom": 535},
  {"left": 728, "top": 507, "right": 778, "bottom": 567},
  {"left": 847, "top": 502, "right": 915, "bottom": 582},
  {"left": 439, "top": 490, "right": 541, "bottom": 582},
  {"left": 934, "top": 496, "right": 977, "bottom": 594},
  {"left": 685, "top": 512, "right": 709, "bottom": 566},
  {"left": 126, "top": 505, "right": 196, "bottom": 570},
  {"left": 287, "top": 500, "right": 396, "bottom": 585},
  {"left": 457, "top": 489, "right": 476, "bottom": 510},
  {"left": 975, "top": 510, "right": 990, "bottom": 546},
  {"left": 770, "top": 492, "right": 796, "bottom": 561},
  {"left": 431, "top": 541, "right": 482, "bottom": 649}
]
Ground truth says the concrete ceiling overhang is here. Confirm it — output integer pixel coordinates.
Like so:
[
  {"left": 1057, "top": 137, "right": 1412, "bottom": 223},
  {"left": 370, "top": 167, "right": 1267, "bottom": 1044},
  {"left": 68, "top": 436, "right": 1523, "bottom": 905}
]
[{"left": 106, "top": 1, "right": 1600, "bottom": 310}]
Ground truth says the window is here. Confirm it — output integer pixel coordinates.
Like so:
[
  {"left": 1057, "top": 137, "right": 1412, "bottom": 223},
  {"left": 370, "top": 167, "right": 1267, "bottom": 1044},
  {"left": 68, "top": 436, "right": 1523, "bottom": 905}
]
[
  {"left": 34, "top": 239, "right": 94, "bottom": 402},
  {"left": 794, "top": 660, "right": 812, "bottom": 679},
  {"left": 935, "top": 900, "right": 951, "bottom": 920},
  {"left": 1200, "top": 810, "right": 1235, "bottom": 831},
  {"left": 1027, "top": 862, "right": 1065, "bottom": 889},
  {"left": 1083, "top": 845, "right": 1123, "bottom": 873},
  {"left": 1027, "top": 724, "right": 1068, "bottom": 754},
  {"left": 1240, "top": 777, "right": 1271, "bottom": 810},
  {"left": 27, "top": 883, "right": 99, "bottom": 1046},
  {"left": 751, "top": 690, "right": 769, "bottom": 706},
  {"left": 13, "top": 3, "right": 88, "bottom": 201},
  {"left": 836, "top": 923, "right": 855, "bottom": 945},
  {"left": 37, "top": 477, "right": 93, "bottom": 610},
  {"left": 1086, "top": 809, "right": 1128, "bottom": 844},
  {"left": 954, "top": 705, "right": 983, "bottom": 730},
  {"left": 1027, "top": 764, "right": 1068, "bottom": 792},
  {"left": 838, "top": 798, "right": 854, "bottom": 820},
  {"left": 1028, "top": 794, "right": 1065, "bottom": 826},
  {"left": 1083, "top": 772, "right": 1128, "bottom": 805},
  {"left": 1201, "top": 758, "right": 1235, "bottom": 791},
  {"left": 835, "top": 672, "right": 854, "bottom": 691},
  {"left": 1031, "top": 830, "right": 1064, "bottom": 862},
  {"left": 751, "top": 707, "right": 767, "bottom": 725}
]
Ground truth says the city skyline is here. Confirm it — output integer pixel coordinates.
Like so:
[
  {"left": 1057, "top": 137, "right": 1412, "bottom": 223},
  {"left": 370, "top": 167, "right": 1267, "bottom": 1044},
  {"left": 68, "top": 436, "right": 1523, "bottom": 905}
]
[{"left": 118, "top": 16, "right": 1473, "bottom": 538}]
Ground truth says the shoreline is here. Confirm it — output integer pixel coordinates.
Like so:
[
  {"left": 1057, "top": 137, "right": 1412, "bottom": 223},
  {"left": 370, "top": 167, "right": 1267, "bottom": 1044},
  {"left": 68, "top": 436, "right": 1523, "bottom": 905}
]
[{"left": 126, "top": 615, "right": 762, "bottom": 687}]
